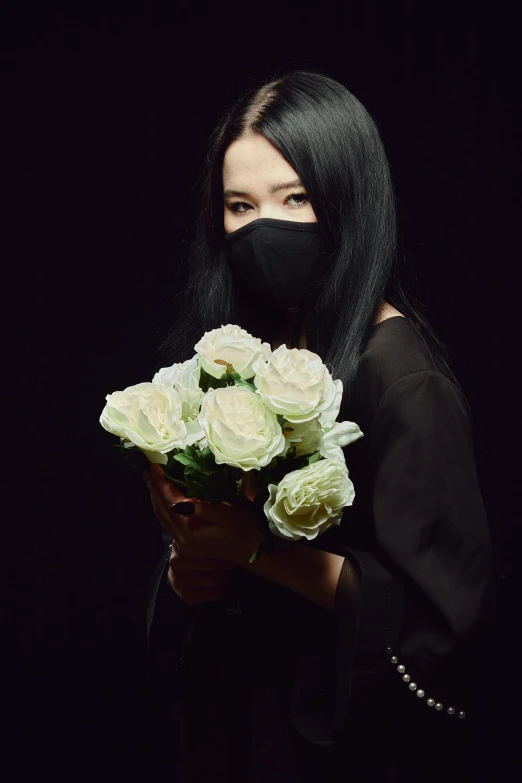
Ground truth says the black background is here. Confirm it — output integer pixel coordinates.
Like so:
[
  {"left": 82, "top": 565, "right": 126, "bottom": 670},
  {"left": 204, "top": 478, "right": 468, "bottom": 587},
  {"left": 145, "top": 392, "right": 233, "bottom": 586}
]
[{"left": 3, "top": 2, "right": 519, "bottom": 780}]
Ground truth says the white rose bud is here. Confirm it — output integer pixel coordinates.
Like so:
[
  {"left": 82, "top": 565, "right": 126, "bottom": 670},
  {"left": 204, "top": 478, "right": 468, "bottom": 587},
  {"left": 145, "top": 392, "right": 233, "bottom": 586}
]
[
  {"left": 194, "top": 324, "right": 272, "bottom": 380},
  {"left": 99, "top": 382, "right": 205, "bottom": 464},
  {"left": 198, "top": 385, "right": 286, "bottom": 470},
  {"left": 264, "top": 458, "right": 355, "bottom": 542},
  {"left": 152, "top": 355, "right": 205, "bottom": 423},
  {"left": 285, "top": 417, "right": 364, "bottom": 464},
  {"left": 252, "top": 345, "right": 340, "bottom": 424}
]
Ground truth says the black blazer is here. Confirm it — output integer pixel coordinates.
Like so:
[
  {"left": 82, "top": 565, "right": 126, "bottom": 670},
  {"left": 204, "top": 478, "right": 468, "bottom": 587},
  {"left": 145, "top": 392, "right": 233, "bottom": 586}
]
[{"left": 145, "top": 317, "right": 495, "bottom": 782}]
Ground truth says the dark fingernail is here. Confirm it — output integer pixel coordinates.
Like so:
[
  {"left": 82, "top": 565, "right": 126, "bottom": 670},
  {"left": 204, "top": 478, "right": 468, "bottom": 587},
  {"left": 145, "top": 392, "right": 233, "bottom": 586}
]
[{"left": 171, "top": 501, "right": 195, "bottom": 516}]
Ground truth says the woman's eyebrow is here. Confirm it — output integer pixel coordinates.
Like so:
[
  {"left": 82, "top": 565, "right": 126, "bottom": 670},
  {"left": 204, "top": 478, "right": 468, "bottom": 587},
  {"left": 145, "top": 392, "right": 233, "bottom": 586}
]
[{"left": 223, "top": 178, "right": 303, "bottom": 199}]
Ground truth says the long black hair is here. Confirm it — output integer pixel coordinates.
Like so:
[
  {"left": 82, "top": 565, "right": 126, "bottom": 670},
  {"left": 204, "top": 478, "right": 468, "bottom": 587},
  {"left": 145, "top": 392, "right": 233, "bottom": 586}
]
[{"left": 152, "top": 69, "right": 464, "bottom": 423}]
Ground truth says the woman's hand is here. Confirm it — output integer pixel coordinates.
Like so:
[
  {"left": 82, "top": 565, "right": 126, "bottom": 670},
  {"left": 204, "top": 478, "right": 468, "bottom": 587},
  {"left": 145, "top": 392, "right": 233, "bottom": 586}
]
[
  {"left": 167, "top": 543, "right": 236, "bottom": 606},
  {"left": 145, "top": 462, "right": 265, "bottom": 566},
  {"left": 146, "top": 463, "right": 239, "bottom": 604}
]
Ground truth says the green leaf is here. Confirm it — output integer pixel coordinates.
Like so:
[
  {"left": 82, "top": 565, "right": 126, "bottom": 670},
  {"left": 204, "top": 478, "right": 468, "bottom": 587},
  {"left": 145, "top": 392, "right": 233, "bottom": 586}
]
[
  {"left": 193, "top": 466, "right": 215, "bottom": 476},
  {"left": 185, "top": 444, "right": 199, "bottom": 461},
  {"left": 234, "top": 378, "right": 257, "bottom": 393},
  {"left": 173, "top": 454, "right": 201, "bottom": 471},
  {"left": 307, "top": 451, "right": 322, "bottom": 465}
]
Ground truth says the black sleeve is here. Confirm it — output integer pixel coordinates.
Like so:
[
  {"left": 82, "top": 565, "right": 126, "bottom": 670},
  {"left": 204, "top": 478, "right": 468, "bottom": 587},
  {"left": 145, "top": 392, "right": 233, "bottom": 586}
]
[
  {"left": 146, "top": 531, "right": 173, "bottom": 645},
  {"left": 289, "top": 370, "right": 494, "bottom": 746}
]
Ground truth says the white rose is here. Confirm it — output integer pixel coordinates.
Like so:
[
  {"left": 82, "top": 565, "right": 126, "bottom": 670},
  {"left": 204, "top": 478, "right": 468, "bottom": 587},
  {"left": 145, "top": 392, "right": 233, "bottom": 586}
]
[
  {"left": 252, "top": 345, "right": 340, "bottom": 424},
  {"left": 194, "top": 324, "right": 272, "bottom": 380},
  {"left": 99, "top": 382, "right": 205, "bottom": 465},
  {"left": 284, "top": 417, "right": 364, "bottom": 464},
  {"left": 264, "top": 458, "right": 355, "bottom": 542},
  {"left": 198, "top": 385, "right": 286, "bottom": 471},
  {"left": 152, "top": 355, "right": 205, "bottom": 423}
]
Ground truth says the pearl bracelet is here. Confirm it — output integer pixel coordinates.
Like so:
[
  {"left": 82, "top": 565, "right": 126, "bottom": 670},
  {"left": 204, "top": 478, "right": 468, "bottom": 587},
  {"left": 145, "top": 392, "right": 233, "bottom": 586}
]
[{"left": 385, "top": 646, "right": 466, "bottom": 719}]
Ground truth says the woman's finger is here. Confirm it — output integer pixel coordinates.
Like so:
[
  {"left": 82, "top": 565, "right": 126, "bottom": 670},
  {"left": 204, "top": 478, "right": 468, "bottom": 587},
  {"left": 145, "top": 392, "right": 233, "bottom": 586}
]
[
  {"left": 147, "top": 475, "right": 173, "bottom": 515},
  {"left": 169, "top": 553, "right": 236, "bottom": 571},
  {"left": 171, "top": 540, "right": 236, "bottom": 570},
  {"left": 176, "top": 569, "right": 230, "bottom": 588},
  {"left": 146, "top": 466, "right": 188, "bottom": 506},
  {"left": 169, "top": 582, "right": 228, "bottom": 606},
  {"left": 147, "top": 479, "right": 181, "bottom": 538}
]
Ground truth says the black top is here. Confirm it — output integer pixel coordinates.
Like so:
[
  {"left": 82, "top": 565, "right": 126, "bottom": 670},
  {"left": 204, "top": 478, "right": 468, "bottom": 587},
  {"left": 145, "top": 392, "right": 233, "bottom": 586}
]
[{"left": 145, "top": 316, "right": 494, "bottom": 783}]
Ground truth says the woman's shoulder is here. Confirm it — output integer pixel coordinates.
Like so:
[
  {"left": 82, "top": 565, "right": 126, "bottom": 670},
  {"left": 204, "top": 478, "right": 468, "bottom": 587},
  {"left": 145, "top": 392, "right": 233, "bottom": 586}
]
[
  {"left": 357, "top": 315, "right": 449, "bottom": 419},
  {"left": 363, "top": 314, "right": 438, "bottom": 374}
]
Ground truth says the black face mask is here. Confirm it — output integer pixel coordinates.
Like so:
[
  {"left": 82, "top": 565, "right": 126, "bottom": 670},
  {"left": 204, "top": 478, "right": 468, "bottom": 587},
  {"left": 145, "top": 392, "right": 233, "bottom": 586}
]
[{"left": 223, "top": 218, "right": 332, "bottom": 312}]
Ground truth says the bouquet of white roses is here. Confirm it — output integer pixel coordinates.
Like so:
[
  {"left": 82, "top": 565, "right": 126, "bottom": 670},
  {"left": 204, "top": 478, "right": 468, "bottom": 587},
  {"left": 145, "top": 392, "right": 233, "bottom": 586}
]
[{"left": 100, "top": 324, "right": 363, "bottom": 556}]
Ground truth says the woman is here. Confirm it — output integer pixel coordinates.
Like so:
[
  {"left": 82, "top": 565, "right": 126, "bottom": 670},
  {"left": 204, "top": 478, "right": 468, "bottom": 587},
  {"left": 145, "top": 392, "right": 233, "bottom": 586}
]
[{"left": 144, "top": 70, "right": 494, "bottom": 782}]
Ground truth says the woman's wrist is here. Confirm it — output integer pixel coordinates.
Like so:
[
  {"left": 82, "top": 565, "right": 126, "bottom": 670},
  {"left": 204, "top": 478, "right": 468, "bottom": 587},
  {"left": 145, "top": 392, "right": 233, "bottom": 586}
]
[{"left": 240, "top": 536, "right": 344, "bottom": 613}]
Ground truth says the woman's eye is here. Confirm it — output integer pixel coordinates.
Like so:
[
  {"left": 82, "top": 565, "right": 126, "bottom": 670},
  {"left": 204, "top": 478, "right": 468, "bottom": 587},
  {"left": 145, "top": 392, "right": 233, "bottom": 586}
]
[
  {"left": 229, "top": 192, "right": 309, "bottom": 213},
  {"left": 286, "top": 192, "right": 309, "bottom": 208},
  {"left": 229, "top": 202, "right": 248, "bottom": 214}
]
